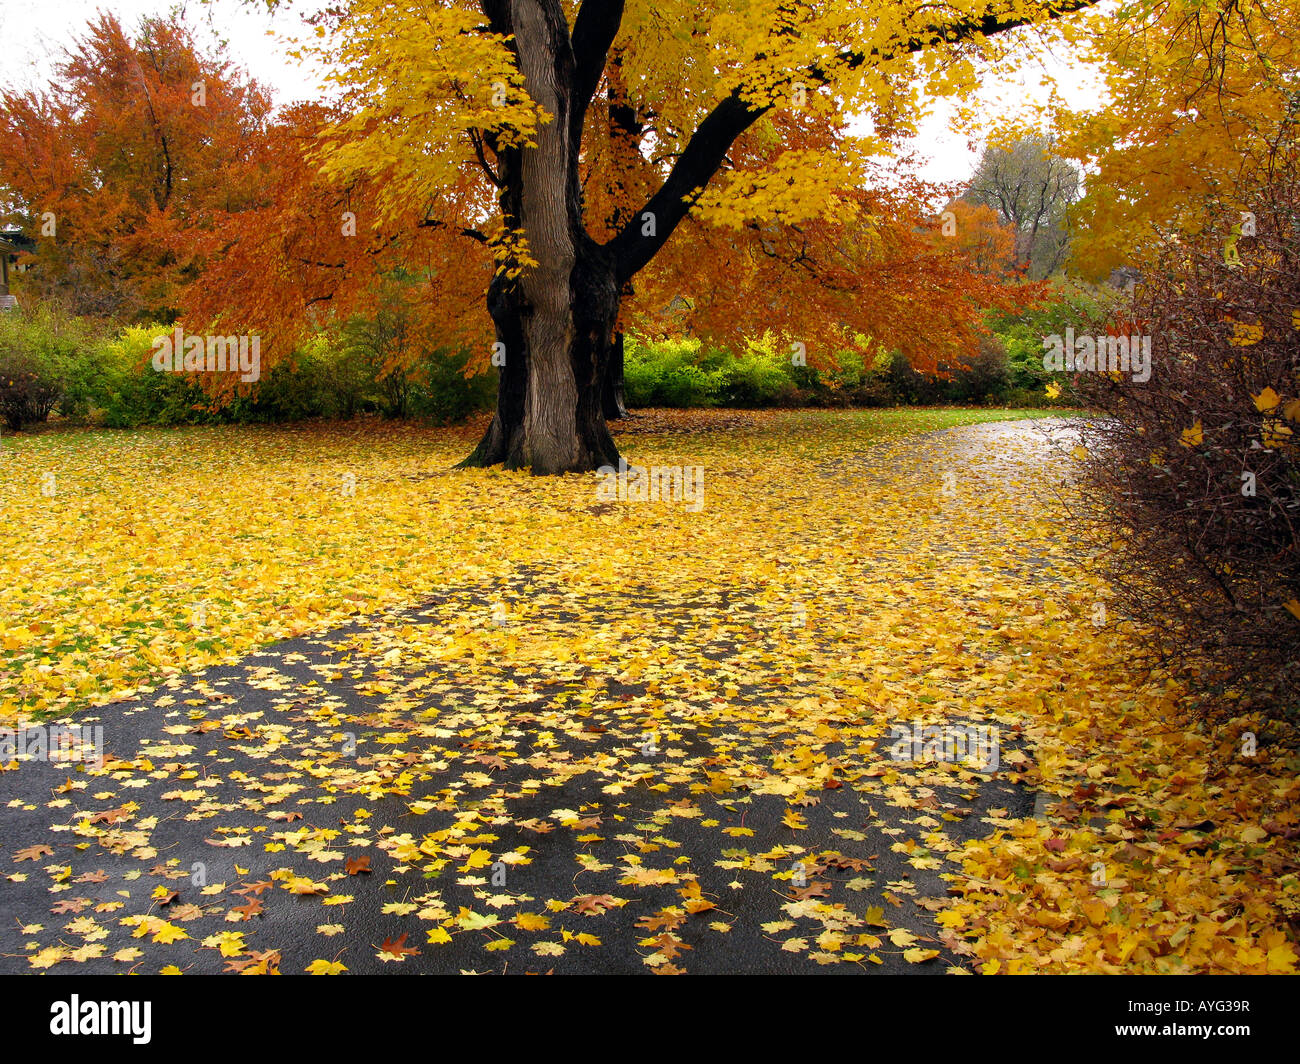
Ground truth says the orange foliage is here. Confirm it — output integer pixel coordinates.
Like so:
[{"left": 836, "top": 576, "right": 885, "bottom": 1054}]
[{"left": 0, "top": 13, "right": 271, "bottom": 320}]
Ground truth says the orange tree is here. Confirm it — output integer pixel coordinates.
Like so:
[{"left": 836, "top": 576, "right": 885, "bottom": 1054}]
[{"left": 0, "top": 13, "right": 271, "bottom": 321}]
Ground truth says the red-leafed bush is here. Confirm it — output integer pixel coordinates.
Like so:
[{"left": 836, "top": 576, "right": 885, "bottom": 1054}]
[{"left": 1072, "top": 182, "right": 1300, "bottom": 710}]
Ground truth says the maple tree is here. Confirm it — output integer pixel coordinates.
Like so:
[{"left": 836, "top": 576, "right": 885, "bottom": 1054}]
[
  {"left": 0, "top": 13, "right": 271, "bottom": 320},
  {"left": 200, "top": 0, "right": 1095, "bottom": 473},
  {"left": 623, "top": 177, "right": 1027, "bottom": 381}
]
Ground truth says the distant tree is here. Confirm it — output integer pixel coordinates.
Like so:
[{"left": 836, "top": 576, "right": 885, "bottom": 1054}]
[
  {"left": 0, "top": 13, "right": 272, "bottom": 320},
  {"left": 963, "top": 135, "right": 1081, "bottom": 279}
]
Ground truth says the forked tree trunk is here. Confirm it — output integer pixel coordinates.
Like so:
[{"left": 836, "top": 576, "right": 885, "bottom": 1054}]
[{"left": 461, "top": 0, "right": 620, "bottom": 473}]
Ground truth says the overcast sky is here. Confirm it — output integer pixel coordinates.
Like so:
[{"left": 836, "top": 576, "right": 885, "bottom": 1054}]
[{"left": 0, "top": 0, "right": 1104, "bottom": 188}]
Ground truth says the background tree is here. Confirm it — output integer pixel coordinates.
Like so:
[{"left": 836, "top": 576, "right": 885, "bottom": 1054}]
[
  {"left": 1054, "top": 0, "right": 1300, "bottom": 278},
  {"left": 0, "top": 13, "right": 272, "bottom": 321},
  {"left": 628, "top": 177, "right": 1029, "bottom": 379},
  {"left": 962, "top": 134, "right": 1081, "bottom": 279}
]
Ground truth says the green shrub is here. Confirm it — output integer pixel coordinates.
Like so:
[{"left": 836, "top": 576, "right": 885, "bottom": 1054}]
[
  {"left": 95, "top": 323, "right": 208, "bottom": 428},
  {"left": 945, "top": 334, "right": 1013, "bottom": 403},
  {"left": 624, "top": 337, "right": 725, "bottom": 407},
  {"left": 989, "top": 278, "right": 1122, "bottom": 400},
  {"left": 411, "top": 347, "right": 497, "bottom": 424},
  {"left": 0, "top": 302, "right": 100, "bottom": 429},
  {"left": 720, "top": 337, "right": 799, "bottom": 406}
]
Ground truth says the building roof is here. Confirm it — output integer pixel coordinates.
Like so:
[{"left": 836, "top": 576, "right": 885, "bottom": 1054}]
[{"left": 0, "top": 229, "right": 36, "bottom": 253}]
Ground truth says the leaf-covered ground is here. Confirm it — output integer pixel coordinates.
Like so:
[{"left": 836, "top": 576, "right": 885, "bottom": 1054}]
[{"left": 1, "top": 409, "right": 1296, "bottom": 974}]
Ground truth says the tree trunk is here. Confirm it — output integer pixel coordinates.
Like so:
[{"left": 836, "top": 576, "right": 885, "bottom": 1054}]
[{"left": 461, "top": 0, "right": 620, "bottom": 474}]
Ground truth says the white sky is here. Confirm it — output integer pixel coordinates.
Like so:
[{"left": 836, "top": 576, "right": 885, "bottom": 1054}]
[{"left": 0, "top": 0, "right": 1105, "bottom": 188}]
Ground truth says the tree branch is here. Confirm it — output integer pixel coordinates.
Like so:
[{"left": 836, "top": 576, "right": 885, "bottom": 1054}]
[
  {"left": 418, "top": 218, "right": 489, "bottom": 243},
  {"left": 607, "top": 0, "right": 1098, "bottom": 285},
  {"left": 570, "top": 0, "right": 626, "bottom": 142}
]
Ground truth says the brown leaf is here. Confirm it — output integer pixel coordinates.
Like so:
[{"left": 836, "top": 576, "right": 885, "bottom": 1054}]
[
  {"left": 226, "top": 949, "right": 280, "bottom": 974},
  {"left": 230, "top": 898, "right": 264, "bottom": 921},
  {"left": 378, "top": 932, "right": 419, "bottom": 960},
  {"left": 572, "top": 894, "right": 622, "bottom": 915},
  {"left": 822, "top": 854, "right": 872, "bottom": 872},
  {"left": 636, "top": 911, "right": 686, "bottom": 933},
  {"left": 646, "top": 933, "right": 692, "bottom": 960}
]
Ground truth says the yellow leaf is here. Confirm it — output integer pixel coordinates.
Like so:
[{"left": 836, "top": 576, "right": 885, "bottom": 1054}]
[
  {"left": 305, "top": 958, "right": 348, "bottom": 974},
  {"left": 1253, "top": 387, "right": 1281, "bottom": 412},
  {"left": 151, "top": 922, "right": 189, "bottom": 944}
]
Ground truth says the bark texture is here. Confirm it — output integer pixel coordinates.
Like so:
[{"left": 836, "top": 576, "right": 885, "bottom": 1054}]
[{"left": 462, "top": 0, "right": 620, "bottom": 472}]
